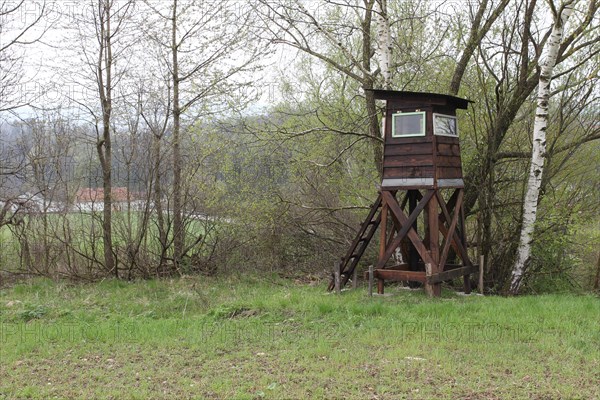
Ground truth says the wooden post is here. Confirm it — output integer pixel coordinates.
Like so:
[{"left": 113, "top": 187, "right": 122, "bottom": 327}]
[
  {"left": 368, "top": 265, "right": 374, "bottom": 297},
  {"left": 408, "top": 191, "right": 419, "bottom": 273},
  {"left": 427, "top": 192, "right": 440, "bottom": 296},
  {"left": 424, "top": 263, "right": 434, "bottom": 297},
  {"left": 352, "top": 268, "right": 358, "bottom": 289},
  {"left": 479, "top": 255, "right": 485, "bottom": 294},
  {"left": 379, "top": 202, "right": 388, "bottom": 269},
  {"left": 460, "top": 199, "right": 472, "bottom": 294},
  {"left": 377, "top": 278, "right": 384, "bottom": 295},
  {"left": 334, "top": 261, "right": 341, "bottom": 294}
]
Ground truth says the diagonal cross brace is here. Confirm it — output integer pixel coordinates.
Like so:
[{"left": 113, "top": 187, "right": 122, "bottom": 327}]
[
  {"left": 436, "top": 190, "right": 464, "bottom": 270},
  {"left": 436, "top": 190, "right": 471, "bottom": 267},
  {"left": 378, "top": 190, "right": 435, "bottom": 268}
]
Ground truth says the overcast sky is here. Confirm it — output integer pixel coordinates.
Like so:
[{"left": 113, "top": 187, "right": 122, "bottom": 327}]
[{"left": 2, "top": 1, "right": 296, "bottom": 121}]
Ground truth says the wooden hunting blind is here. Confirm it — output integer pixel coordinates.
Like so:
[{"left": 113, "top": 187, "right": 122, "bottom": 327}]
[{"left": 330, "top": 90, "right": 478, "bottom": 296}]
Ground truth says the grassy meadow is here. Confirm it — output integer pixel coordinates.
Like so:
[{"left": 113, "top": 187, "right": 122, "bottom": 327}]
[{"left": 0, "top": 275, "right": 599, "bottom": 399}]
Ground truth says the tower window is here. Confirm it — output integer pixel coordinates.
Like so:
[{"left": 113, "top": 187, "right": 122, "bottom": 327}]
[
  {"left": 433, "top": 113, "right": 458, "bottom": 137},
  {"left": 391, "top": 112, "right": 425, "bottom": 137}
]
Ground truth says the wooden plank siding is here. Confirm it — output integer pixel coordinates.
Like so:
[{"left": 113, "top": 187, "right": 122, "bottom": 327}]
[
  {"left": 382, "top": 144, "right": 463, "bottom": 180},
  {"left": 436, "top": 143, "right": 461, "bottom": 156},
  {"left": 380, "top": 93, "right": 465, "bottom": 184},
  {"left": 383, "top": 167, "right": 435, "bottom": 179},
  {"left": 384, "top": 154, "right": 435, "bottom": 167},
  {"left": 384, "top": 142, "right": 432, "bottom": 155}
]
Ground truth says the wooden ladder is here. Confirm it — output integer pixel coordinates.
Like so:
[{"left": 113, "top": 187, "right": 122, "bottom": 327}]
[{"left": 328, "top": 194, "right": 382, "bottom": 291}]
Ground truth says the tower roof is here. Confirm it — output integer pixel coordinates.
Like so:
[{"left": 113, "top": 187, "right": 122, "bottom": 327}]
[{"left": 367, "top": 90, "right": 472, "bottom": 110}]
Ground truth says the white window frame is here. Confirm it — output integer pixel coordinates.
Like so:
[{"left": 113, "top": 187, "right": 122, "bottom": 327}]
[
  {"left": 433, "top": 113, "right": 458, "bottom": 137},
  {"left": 391, "top": 111, "right": 426, "bottom": 138}
]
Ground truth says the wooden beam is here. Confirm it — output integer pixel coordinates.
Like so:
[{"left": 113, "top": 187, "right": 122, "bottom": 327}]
[
  {"left": 427, "top": 265, "right": 479, "bottom": 284},
  {"left": 374, "top": 269, "right": 427, "bottom": 283},
  {"left": 427, "top": 194, "right": 440, "bottom": 296},
  {"left": 408, "top": 190, "right": 419, "bottom": 273},
  {"left": 436, "top": 190, "right": 471, "bottom": 266},
  {"left": 460, "top": 202, "right": 472, "bottom": 293},
  {"left": 437, "top": 219, "right": 462, "bottom": 257},
  {"left": 379, "top": 202, "right": 388, "bottom": 267},
  {"left": 437, "top": 190, "right": 463, "bottom": 270},
  {"left": 445, "top": 189, "right": 460, "bottom": 214},
  {"left": 400, "top": 191, "right": 409, "bottom": 210},
  {"left": 436, "top": 189, "right": 462, "bottom": 258},
  {"left": 373, "top": 266, "right": 478, "bottom": 285},
  {"left": 334, "top": 261, "right": 341, "bottom": 294},
  {"left": 380, "top": 190, "right": 435, "bottom": 267},
  {"left": 424, "top": 263, "right": 434, "bottom": 297}
]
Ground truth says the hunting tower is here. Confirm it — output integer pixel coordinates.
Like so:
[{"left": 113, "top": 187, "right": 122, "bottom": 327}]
[{"left": 330, "top": 90, "right": 478, "bottom": 296}]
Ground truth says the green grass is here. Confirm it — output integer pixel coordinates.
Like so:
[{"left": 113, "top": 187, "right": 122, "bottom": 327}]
[{"left": 1, "top": 276, "right": 599, "bottom": 399}]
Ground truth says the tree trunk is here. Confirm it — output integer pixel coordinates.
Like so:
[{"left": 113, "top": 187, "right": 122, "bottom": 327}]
[
  {"left": 362, "top": 1, "right": 383, "bottom": 175},
  {"left": 376, "top": 0, "right": 392, "bottom": 90},
  {"left": 100, "top": 134, "right": 114, "bottom": 277},
  {"left": 171, "top": 0, "right": 183, "bottom": 270},
  {"left": 152, "top": 133, "right": 167, "bottom": 268},
  {"left": 449, "top": 0, "right": 509, "bottom": 96},
  {"left": 509, "top": 2, "right": 574, "bottom": 295},
  {"left": 96, "top": 1, "right": 116, "bottom": 277}
]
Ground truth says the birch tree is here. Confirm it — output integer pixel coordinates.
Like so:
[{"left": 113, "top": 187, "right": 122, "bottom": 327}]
[
  {"left": 376, "top": 0, "right": 392, "bottom": 90},
  {"left": 451, "top": 0, "right": 599, "bottom": 290},
  {"left": 509, "top": 0, "right": 576, "bottom": 294}
]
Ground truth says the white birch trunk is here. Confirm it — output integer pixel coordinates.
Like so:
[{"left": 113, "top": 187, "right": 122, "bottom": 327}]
[
  {"left": 376, "top": 0, "right": 403, "bottom": 262},
  {"left": 509, "top": 2, "right": 574, "bottom": 294},
  {"left": 376, "top": 0, "right": 392, "bottom": 90}
]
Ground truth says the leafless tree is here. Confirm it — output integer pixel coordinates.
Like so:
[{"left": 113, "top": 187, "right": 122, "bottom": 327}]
[
  {"left": 0, "top": 0, "right": 50, "bottom": 113},
  {"left": 64, "top": 0, "right": 138, "bottom": 277},
  {"left": 1, "top": 1, "right": 50, "bottom": 233},
  {"left": 142, "top": 0, "right": 265, "bottom": 270}
]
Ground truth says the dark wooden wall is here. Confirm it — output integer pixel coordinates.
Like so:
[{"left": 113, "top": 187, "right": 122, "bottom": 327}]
[{"left": 382, "top": 101, "right": 463, "bottom": 183}]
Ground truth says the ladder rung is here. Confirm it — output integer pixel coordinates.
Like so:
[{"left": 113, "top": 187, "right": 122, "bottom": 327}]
[{"left": 329, "top": 195, "right": 380, "bottom": 293}]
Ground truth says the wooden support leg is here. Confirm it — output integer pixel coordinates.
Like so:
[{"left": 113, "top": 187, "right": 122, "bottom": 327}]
[
  {"left": 377, "top": 278, "right": 384, "bottom": 294},
  {"left": 408, "top": 190, "right": 420, "bottom": 288},
  {"left": 463, "top": 274, "right": 472, "bottom": 294},
  {"left": 408, "top": 191, "right": 419, "bottom": 273},
  {"left": 459, "top": 199, "right": 471, "bottom": 295},
  {"left": 424, "top": 263, "right": 434, "bottom": 297},
  {"left": 334, "top": 261, "right": 341, "bottom": 295},
  {"left": 428, "top": 193, "right": 441, "bottom": 297},
  {"left": 378, "top": 202, "right": 388, "bottom": 269}
]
